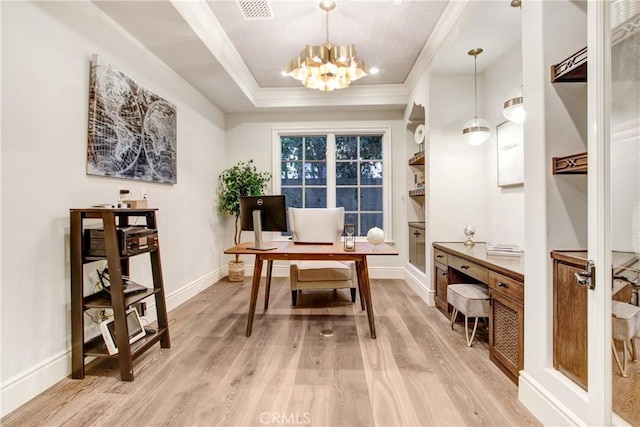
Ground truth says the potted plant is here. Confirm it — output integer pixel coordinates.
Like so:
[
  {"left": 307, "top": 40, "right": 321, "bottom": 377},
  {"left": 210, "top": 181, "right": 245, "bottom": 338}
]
[{"left": 218, "top": 160, "right": 271, "bottom": 281}]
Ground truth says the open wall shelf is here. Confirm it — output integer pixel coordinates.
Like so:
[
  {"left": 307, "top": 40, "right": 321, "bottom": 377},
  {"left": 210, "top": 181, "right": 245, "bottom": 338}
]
[
  {"left": 553, "top": 152, "right": 588, "bottom": 174},
  {"left": 551, "top": 47, "right": 587, "bottom": 83}
]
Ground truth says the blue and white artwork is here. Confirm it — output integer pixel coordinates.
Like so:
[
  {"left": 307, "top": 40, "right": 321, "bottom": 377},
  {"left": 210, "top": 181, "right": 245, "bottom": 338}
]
[{"left": 87, "top": 55, "right": 177, "bottom": 184}]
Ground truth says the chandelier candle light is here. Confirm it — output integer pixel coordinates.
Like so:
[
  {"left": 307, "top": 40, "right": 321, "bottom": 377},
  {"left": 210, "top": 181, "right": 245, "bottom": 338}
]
[
  {"left": 285, "top": 0, "right": 368, "bottom": 91},
  {"left": 462, "top": 48, "right": 491, "bottom": 146}
]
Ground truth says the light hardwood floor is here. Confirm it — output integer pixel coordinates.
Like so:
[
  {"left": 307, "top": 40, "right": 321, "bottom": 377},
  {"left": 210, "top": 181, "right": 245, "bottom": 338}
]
[{"left": 2, "top": 276, "right": 540, "bottom": 426}]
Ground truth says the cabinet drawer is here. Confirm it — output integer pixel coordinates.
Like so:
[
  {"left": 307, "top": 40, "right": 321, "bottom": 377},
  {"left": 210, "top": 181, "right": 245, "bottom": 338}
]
[
  {"left": 449, "top": 255, "right": 488, "bottom": 283},
  {"left": 433, "top": 248, "right": 448, "bottom": 265},
  {"left": 489, "top": 271, "right": 523, "bottom": 304}
]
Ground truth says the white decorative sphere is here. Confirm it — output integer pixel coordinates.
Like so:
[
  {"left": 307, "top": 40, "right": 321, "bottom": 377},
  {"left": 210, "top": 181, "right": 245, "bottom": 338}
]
[{"left": 366, "top": 227, "right": 385, "bottom": 245}]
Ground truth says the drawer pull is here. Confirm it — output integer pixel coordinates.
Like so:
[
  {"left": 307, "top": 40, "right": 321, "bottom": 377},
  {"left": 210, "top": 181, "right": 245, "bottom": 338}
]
[
  {"left": 498, "top": 282, "right": 509, "bottom": 288},
  {"left": 436, "top": 254, "right": 444, "bottom": 259},
  {"left": 441, "top": 271, "right": 447, "bottom": 277},
  {"left": 460, "top": 265, "right": 470, "bottom": 270},
  {"left": 413, "top": 231, "right": 421, "bottom": 237}
]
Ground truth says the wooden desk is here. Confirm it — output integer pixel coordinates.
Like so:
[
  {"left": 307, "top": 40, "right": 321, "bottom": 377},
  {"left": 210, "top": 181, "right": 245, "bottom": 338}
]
[
  {"left": 433, "top": 242, "right": 524, "bottom": 383},
  {"left": 224, "top": 241, "right": 398, "bottom": 339}
]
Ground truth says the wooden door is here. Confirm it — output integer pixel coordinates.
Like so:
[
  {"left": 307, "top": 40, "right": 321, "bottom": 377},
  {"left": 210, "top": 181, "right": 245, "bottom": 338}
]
[{"left": 553, "top": 259, "right": 588, "bottom": 390}]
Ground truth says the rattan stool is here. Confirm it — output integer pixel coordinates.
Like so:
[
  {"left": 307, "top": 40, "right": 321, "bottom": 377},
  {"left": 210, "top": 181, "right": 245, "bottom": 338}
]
[
  {"left": 447, "top": 284, "right": 490, "bottom": 347},
  {"left": 612, "top": 301, "right": 640, "bottom": 377}
]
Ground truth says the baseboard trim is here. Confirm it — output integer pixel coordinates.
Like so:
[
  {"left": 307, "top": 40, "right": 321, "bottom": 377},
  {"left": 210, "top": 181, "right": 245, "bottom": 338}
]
[
  {"left": 404, "top": 263, "right": 433, "bottom": 306},
  {"left": 1, "top": 349, "right": 70, "bottom": 418},
  {"left": 0, "top": 267, "right": 224, "bottom": 418},
  {"left": 519, "top": 371, "right": 583, "bottom": 426}
]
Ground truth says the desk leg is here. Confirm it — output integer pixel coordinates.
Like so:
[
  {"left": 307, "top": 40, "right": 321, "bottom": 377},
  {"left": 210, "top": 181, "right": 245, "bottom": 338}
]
[
  {"left": 246, "top": 256, "right": 264, "bottom": 337},
  {"left": 357, "top": 256, "right": 376, "bottom": 339},
  {"left": 264, "top": 260, "right": 274, "bottom": 310},
  {"left": 357, "top": 274, "right": 365, "bottom": 311}
]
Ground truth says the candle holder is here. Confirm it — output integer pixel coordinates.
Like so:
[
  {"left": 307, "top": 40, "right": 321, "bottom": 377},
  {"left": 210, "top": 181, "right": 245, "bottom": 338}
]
[{"left": 344, "top": 223, "right": 356, "bottom": 251}]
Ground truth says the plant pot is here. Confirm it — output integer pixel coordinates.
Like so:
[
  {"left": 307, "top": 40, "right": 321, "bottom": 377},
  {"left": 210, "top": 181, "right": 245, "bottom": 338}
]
[{"left": 228, "top": 260, "right": 245, "bottom": 282}]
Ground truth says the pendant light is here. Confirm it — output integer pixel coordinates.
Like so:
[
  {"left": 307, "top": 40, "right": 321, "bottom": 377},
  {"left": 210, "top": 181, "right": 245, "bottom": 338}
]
[
  {"left": 503, "top": 92, "right": 525, "bottom": 124},
  {"left": 462, "top": 48, "right": 490, "bottom": 146}
]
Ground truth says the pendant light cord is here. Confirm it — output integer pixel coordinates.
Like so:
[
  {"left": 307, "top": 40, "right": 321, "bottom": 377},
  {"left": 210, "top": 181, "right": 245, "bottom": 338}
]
[{"left": 474, "top": 52, "right": 478, "bottom": 119}]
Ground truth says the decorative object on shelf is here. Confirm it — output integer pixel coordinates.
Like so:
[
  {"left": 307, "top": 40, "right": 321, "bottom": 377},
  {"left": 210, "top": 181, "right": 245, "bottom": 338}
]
[
  {"left": 463, "top": 224, "right": 476, "bottom": 247},
  {"left": 503, "top": 91, "right": 525, "bottom": 124},
  {"left": 462, "top": 48, "right": 491, "bottom": 146},
  {"left": 284, "top": 0, "right": 368, "bottom": 92},
  {"left": 344, "top": 223, "right": 356, "bottom": 251},
  {"left": 414, "top": 123, "right": 426, "bottom": 153},
  {"left": 87, "top": 55, "right": 177, "bottom": 184},
  {"left": 414, "top": 171, "right": 425, "bottom": 189},
  {"left": 486, "top": 243, "right": 523, "bottom": 257},
  {"left": 414, "top": 124, "right": 425, "bottom": 144},
  {"left": 218, "top": 160, "right": 271, "bottom": 282},
  {"left": 366, "top": 227, "right": 385, "bottom": 251},
  {"left": 497, "top": 120, "right": 524, "bottom": 187}
]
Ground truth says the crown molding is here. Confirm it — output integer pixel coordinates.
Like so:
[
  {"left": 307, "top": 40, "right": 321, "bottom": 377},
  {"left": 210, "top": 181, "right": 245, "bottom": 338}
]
[
  {"left": 170, "top": 0, "right": 460, "bottom": 111},
  {"left": 252, "top": 84, "right": 410, "bottom": 109},
  {"left": 404, "top": 0, "right": 470, "bottom": 89},
  {"left": 170, "top": 0, "right": 260, "bottom": 105}
]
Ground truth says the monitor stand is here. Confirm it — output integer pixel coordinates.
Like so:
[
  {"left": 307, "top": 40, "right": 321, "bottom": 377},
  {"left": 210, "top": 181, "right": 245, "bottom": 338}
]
[{"left": 248, "top": 209, "right": 276, "bottom": 251}]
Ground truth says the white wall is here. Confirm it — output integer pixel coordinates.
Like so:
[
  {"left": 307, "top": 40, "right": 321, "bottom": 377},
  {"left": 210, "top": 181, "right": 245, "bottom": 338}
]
[
  {"left": 482, "top": 44, "right": 525, "bottom": 249},
  {"left": 1, "top": 2, "right": 227, "bottom": 416},
  {"left": 519, "top": 1, "right": 591, "bottom": 425},
  {"left": 224, "top": 111, "right": 407, "bottom": 274},
  {"left": 427, "top": 73, "right": 487, "bottom": 251}
]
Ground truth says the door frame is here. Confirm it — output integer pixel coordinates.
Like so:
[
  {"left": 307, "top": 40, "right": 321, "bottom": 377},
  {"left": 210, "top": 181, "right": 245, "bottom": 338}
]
[{"left": 586, "top": 0, "right": 613, "bottom": 424}]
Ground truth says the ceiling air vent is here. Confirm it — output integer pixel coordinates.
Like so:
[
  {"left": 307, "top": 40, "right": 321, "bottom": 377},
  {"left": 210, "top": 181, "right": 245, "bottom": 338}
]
[{"left": 237, "top": 0, "right": 273, "bottom": 20}]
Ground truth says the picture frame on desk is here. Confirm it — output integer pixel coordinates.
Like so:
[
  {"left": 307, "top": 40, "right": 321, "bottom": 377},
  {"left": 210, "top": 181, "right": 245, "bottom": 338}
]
[{"left": 497, "top": 120, "right": 524, "bottom": 187}]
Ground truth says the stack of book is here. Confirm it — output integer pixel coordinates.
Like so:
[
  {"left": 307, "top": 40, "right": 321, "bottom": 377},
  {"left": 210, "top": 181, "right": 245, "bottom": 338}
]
[{"left": 486, "top": 243, "right": 523, "bottom": 257}]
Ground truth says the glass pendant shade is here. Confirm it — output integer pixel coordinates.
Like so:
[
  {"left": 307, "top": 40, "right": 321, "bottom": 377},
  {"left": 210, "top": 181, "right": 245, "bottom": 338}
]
[
  {"left": 462, "top": 117, "right": 491, "bottom": 146},
  {"left": 503, "top": 96, "right": 525, "bottom": 124},
  {"left": 462, "top": 48, "right": 490, "bottom": 146}
]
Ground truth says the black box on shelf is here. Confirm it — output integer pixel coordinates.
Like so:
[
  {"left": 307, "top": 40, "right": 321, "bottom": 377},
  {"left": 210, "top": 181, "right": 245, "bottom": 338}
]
[{"left": 84, "top": 226, "right": 158, "bottom": 257}]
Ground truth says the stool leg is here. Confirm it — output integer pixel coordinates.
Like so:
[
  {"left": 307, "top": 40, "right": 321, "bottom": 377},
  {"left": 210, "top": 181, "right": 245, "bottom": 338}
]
[
  {"left": 465, "top": 316, "right": 479, "bottom": 347},
  {"left": 632, "top": 337, "right": 638, "bottom": 362},
  {"left": 612, "top": 340, "right": 627, "bottom": 377},
  {"left": 450, "top": 308, "right": 458, "bottom": 330}
]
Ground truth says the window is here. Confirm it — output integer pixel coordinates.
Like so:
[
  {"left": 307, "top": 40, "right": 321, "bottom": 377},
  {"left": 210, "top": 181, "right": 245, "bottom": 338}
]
[{"left": 274, "top": 129, "right": 391, "bottom": 239}]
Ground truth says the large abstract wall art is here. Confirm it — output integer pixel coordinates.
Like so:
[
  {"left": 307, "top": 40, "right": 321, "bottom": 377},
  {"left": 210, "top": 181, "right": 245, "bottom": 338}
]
[{"left": 87, "top": 55, "right": 177, "bottom": 184}]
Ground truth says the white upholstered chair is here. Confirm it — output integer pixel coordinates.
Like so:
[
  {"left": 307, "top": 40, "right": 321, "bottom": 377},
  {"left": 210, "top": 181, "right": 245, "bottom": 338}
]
[
  {"left": 447, "top": 283, "right": 490, "bottom": 347},
  {"left": 288, "top": 207, "right": 358, "bottom": 307},
  {"left": 611, "top": 300, "right": 640, "bottom": 377}
]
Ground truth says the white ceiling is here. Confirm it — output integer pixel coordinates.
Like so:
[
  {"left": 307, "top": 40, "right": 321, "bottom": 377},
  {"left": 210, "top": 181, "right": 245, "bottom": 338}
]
[{"left": 93, "top": 0, "right": 522, "bottom": 114}]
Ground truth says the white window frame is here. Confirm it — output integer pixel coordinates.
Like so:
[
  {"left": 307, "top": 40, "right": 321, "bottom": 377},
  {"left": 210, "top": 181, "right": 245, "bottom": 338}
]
[{"left": 272, "top": 126, "right": 393, "bottom": 242}]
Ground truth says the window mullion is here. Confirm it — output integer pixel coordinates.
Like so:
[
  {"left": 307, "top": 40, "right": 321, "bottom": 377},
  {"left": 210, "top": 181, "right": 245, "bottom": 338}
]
[{"left": 327, "top": 133, "right": 336, "bottom": 207}]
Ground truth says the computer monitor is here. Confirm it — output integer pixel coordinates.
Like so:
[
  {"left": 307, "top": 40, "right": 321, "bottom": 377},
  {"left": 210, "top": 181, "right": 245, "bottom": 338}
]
[{"left": 239, "top": 195, "right": 287, "bottom": 250}]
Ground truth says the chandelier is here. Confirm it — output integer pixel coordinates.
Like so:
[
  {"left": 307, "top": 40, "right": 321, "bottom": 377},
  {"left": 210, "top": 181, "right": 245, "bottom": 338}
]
[{"left": 285, "top": 0, "right": 368, "bottom": 91}]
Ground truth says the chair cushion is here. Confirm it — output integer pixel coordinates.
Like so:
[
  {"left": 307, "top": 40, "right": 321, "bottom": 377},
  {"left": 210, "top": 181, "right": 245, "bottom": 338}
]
[
  {"left": 612, "top": 301, "right": 640, "bottom": 340},
  {"left": 447, "top": 284, "right": 489, "bottom": 318},
  {"left": 295, "top": 261, "right": 352, "bottom": 282}
]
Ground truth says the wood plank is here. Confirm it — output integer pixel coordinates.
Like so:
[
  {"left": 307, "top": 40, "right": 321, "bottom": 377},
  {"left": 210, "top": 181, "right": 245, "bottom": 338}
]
[{"left": 2, "top": 277, "right": 539, "bottom": 427}]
